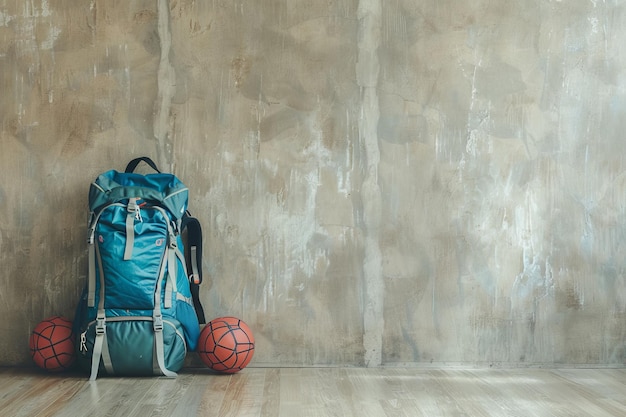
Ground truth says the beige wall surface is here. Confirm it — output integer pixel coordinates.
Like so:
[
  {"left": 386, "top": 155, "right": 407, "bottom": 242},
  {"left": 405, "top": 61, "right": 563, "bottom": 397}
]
[{"left": 1, "top": 0, "right": 625, "bottom": 367}]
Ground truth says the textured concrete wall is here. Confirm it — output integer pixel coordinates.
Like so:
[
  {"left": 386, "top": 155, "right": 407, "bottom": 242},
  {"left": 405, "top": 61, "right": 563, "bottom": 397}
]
[{"left": 1, "top": 0, "right": 626, "bottom": 367}]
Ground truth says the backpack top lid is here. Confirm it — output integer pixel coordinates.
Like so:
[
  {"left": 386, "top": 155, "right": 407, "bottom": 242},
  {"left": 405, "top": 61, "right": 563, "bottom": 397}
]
[{"left": 89, "top": 169, "right": 189, "bottom": 219}]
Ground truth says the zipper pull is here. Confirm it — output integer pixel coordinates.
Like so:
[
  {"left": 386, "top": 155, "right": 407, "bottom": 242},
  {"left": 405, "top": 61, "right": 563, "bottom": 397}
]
[
  {"left": 135, "top": 204, "right": 142, "bottom": 222},
  {"left": 80, "top": 332, "right": 87, "bottom": 352},
  {"left": 127, "top": 198, "right": 142, "bottom": 222}
]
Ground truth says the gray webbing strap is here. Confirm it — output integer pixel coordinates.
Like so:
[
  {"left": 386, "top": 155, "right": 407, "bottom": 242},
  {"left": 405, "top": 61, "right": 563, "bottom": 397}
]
[
  {"left": 176, "top": 292, "right": 193, "bottom": 305},
  {"left": 190, "top": 246, "right": 200, "bottom": 283},
  {"left": 89, "top": 242, "right": 107, "bottom": 381},
  {"left": 124, "top": 198, "right": 140, "bottom": 260},
  {"left": 152, "top": 343, "right": 160, "bottom": 375},
  {"left": 174, "top": 246, "right": 188, "bottom": 283},
  {"left": 153, "top": 245, "right": 176, "bottom": 378},
  {"left": 87, "top": 241, "right": 96, "bottom": 307},
  {"left": 164, "top": 246, "right": 176, "bottom": 309},
  {"left": 153, "top": 315, "right": 176, "bottom": 378},
  {"left": 191, "top": 246, "right": 200, "bottom": 275},
  {"left": 100, "top": 334, "right": 114, "bottom": 375},
  {"left": 90, "top": 314, "right": 105, "bottom": 381},
  {"left": 164, "top": 282, "right": 173, "bottom": 309}
]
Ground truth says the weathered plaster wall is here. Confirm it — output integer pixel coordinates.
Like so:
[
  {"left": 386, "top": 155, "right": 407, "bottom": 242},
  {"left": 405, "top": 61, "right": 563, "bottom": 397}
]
[{"left": 1, "top": 0, "right": 625, "bottom": 367}]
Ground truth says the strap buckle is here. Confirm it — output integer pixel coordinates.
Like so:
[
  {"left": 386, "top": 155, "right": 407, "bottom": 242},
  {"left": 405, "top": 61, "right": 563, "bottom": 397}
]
[
  {"left": 95, "top": 316, "right": 106, "bottom": 335},
  {"left": 153, "top": 314, "right": 164, "bottom": 332},
  {"left": 169, "top": 231, "right": 177, "bottom": 249}
]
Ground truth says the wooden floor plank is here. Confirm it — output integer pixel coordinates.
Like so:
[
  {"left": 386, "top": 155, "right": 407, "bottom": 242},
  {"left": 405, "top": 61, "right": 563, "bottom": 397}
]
[
  {"left": 552, "top": 369, "right": 626, "bottom": 407},
  {"left": 461, "top": 369, "right": 550, "bottom": 417},
  {"left": 420, "top": 370, "right": 471, "bottom": 416},
  {"left": 336, "top": 369, "right": 390, "bottom": 417},
  {"left": 546, "top": 369, "right": 626, "bottom": 416},
  {"left": 162, "top": 372, "right": 218, "bottom": 417},
  {"left": 125, "top": 373, "right": 195, "bottom": 417},
  {"left": 279, "top": 368, "right": 347, "bottom": 417},
  {"left": 426, "top": 370, "right": 497, "bottom": 417},
  {"left": 172, "top": 370, "right": 232, "bottom": 417},
  {"left": 30, "top": 377, "right": 86, "bottom": 417},
  {"left": 216, "top": 369, "right": 266, "bottom": 417},
  {"left": 1, "top": 367, "right": 626, "bottom": 416},
  {"left": 384, "top": 369, "right": 444, "bottom": 416},
  {"left": 259, "top": 368, "right": 280, "bottom": 417},
  {"left": 484, "top": 369, "right": 619, "bottom": 417},
  {"left": 0, "top": 371, "right": 84, "bottom": 417},
  {"left": 55, "top": 375, "right": 158, "bottom": 417}
]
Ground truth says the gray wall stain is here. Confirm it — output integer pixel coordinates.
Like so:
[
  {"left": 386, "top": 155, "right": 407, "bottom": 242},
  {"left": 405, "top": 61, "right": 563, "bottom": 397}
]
[{"left": 358, "top": 0, "right": 383, "bottom": 368}]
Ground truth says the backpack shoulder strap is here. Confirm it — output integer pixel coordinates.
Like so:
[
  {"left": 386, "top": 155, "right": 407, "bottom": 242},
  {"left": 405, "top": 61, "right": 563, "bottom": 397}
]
[{"left": 182, "top": 214, "right": 206, "bottom": 324}]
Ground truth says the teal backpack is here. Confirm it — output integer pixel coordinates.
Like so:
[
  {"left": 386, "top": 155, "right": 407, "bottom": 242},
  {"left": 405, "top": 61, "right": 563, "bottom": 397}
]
[{"left": 74, "top": 157, "right": 205, "bottom": 380}]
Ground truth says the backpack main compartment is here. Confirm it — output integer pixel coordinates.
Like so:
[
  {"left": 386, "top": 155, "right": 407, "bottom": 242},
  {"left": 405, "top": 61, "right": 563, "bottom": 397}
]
[{"left": 75, "top": 166, "right": 201, "bottom": 380}]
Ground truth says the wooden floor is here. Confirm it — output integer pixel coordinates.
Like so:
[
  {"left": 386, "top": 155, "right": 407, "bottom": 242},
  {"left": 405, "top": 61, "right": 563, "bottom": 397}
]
[{"left": 1, "top": 366, "right": 625, "bottom": 416}]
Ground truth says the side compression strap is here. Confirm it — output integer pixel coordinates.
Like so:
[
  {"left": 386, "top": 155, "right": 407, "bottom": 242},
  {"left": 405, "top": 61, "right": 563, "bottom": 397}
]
[
  {"left": 87, "top": 213, "right": 97, "bottom": 308},
  {"left": 152, "top": 313, "right": 176, "bottom": 378},
  {"left": 90, "top": 241, "right": 107, "bottom": 381},
  {"left": 90, "top": 312, "right": 105, "bottom": 381},
  {"left": 163, "top": 242, "right": 177, "bottom": 309},
  {"left": 100, "top": 334, "right": 114, "bottom": 375},
  {"left": 152, "top": 229, "right": 177, "bottom": 378},
  {"left": 182, "top": 216, "right": 205, "bottom": 324},
  {"left": 87, "top": 237, "right": 96, "bottom": 307}
]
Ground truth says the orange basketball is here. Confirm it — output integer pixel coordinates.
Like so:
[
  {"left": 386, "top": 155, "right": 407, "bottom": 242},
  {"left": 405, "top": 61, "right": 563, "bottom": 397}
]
[
  {"left": 29, "top": 316, "right": 76, "bottom": 372},
  {"left": 197, "top": 317, "right": 255, "bottom": 373}
]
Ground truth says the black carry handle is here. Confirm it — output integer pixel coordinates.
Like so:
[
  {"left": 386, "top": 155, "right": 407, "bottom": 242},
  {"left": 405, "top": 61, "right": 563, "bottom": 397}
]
[
  {"left": 182, "top": 215, "right": 206, "bottom": 324},
  {"left": 125, "top": 157, "right": 161, "bottom": 173}
]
